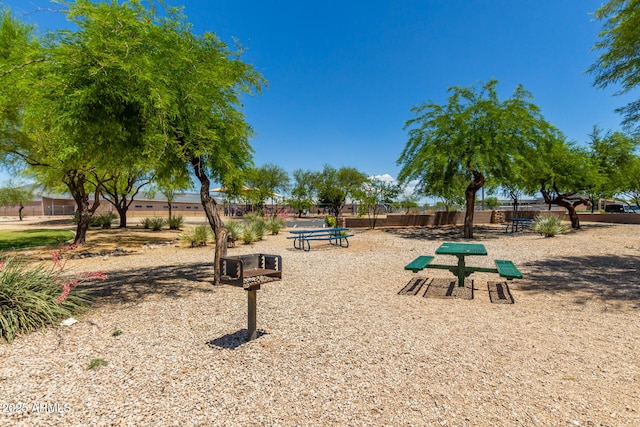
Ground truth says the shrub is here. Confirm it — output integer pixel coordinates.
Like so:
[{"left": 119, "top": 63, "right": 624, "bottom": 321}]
[
  {"left": 250, "top": 218, "right": 268, "bottom": 240},
  {"left": 180, "top": 225, "right": 211, "bottom": 247},
  {"left": 265, "top": 217, "right": 286, "bottom": 235},
  {"left": 531, "top": 215, "right": 571, "bottom": 237},
  {"left": 241, "top": 225, "right": 259, "bottom": 244},
  {"left": 242, "top": 212, "right": 262, "bottom": 223},
  {"left": 148, "top": 217, "right": 166, "bottom": 231},
  {"left": 0, "top": 257, "right": 92, "bottom": 343},
  {"left": 140, "top": 217, "right": 152, "bottom": 229},
  {"left": 168, "top": 215, "right": 184, "bottom": 230},
  {"left": 73, "top": 212, "right": 115, "bottom": 228},
  {"left": 324, "top": 215, "right": 337, "bottom": 227},
  {"left": 93, "top": 213, "right": 116, "bottom": 229},
  {"left": 243, "top": 214, "right": 267, "bottom": 240},
  {"left": 224, "top": 220, "right": 244, "bottom": 247}
]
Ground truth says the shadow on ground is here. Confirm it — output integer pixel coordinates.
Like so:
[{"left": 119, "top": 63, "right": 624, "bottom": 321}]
[
  {"left": 521, "top": 254, "right": 640, "bottom": 307},
  {"left": 383, "top": 225, "right": 505, "bottom": 240},
  {"left": 207, "top": 329, "right": 268, "bottom": 350},
  {"left": 80, "top": 261, "right": 216, "bottom": 306},
  {"left": 382, "top": 222, "right": 619, "bottom": 241}
]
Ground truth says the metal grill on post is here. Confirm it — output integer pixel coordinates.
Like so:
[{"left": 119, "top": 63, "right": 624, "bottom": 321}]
[{"left": 219, "top": 254, "right": 282, "bottom": 341}]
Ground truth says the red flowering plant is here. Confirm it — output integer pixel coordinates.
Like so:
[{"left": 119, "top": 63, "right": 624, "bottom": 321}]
[
  {"left": 50, "top": 244, "right": 107, "bottom": 304},
  {"left": 0, "top": 244, "right": 105, "bottom": 343}
]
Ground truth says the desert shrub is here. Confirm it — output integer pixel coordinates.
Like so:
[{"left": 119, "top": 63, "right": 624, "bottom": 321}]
[
  {"left": 250, "top": 218, "right": 268, "bottom": 240},
  {"left": 0, "top": 257, "right": 91, "bottom": 343},
  {"left": 224, "top": 220, "right": 244, "bottom": 246},
  {"left": 324, "top": 215, "right": 337, "bottom": 227},
  {"left": 140, "top": 217, "right": 152, "bottom": 229},
  {"left": 241, "top": 224, "right": 259, "bottom": 244},
  {"left": 531, "top": 215, "right": 571, "bottom": 237},
  {"left": 148, "top": 217, "right": 165, "bottom": 231},
  {"left": 242, "top": 212, "right": 262, "bottom": 223},
  {"left": 93, "top": 213, "right": 117, "bottom": 229},
  {"left": 265, "top": 217, "right": 286, "bottom": 235},
  {"left": 180, "top": 225, "right": 211, "bottom": 247},
  {"left": 242, "top": 214, "right": 267, "bottom": 240},
  {"left": 168, "top": 215, "right": 184, "bottom": 230}
]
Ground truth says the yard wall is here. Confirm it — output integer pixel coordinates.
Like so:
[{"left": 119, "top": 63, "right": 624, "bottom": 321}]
[{"left": 344, "top": 210, "right": 640, "bottom": 228}]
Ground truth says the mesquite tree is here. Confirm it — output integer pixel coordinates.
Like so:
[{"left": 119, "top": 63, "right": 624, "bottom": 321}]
[
  {"left": 0, "top": 2, "right": 265, "bottom": 284},
  {"left": 589, "top": 0, "right": 640, "bottom": 131},
  {"left": 398, "top": 79, "right": 556, "bottom": 238}
]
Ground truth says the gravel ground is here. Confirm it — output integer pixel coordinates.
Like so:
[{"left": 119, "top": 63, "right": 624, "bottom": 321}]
[{"left": 1, "top": 220, "right": 639, "bottom": 426}]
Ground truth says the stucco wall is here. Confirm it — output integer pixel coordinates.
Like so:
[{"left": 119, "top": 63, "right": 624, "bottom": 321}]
[{"left": 344, "top": 211, "right": 640, "bottom": 228}]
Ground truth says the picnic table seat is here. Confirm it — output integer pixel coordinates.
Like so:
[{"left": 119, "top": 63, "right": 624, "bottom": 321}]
[{"left": 494, "top": 259, "right": 523, "bottom": 279}]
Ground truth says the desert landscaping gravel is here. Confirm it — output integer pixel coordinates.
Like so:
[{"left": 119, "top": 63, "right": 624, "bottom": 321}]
[{"left": 0, "top": 219, "right": 639, "bottom": 426}]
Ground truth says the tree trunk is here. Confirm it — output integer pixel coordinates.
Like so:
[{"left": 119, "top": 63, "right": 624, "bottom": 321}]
[
  {"left": 64, "top": 170, "right": 102, "bottom": 245},
  {"left": 116, "top": 205, "right": 128, "bottom": 228},
  {"left": 190, "top": 157, "right": 227, "bottom": 286},
  {"left": 463, "top": 172, "right": 485, "bottom": 239},
  {"left": 75, "top": 202, "right": 92, "bottom": 244},
  {"left": 18, "top": 204, "right": 24, "bottom": 221},
  {"left": 539, "top": 185, "right": 582, "bottom": 229}
]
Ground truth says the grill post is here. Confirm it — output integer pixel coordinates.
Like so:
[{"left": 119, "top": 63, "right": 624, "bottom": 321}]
[{"left": 247, "top": 289, "right": 258, "bottom": 341}]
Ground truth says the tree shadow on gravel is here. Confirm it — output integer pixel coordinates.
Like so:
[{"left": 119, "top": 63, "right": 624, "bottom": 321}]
[
  {"left": 207, "top": 329, "right": 268, "bottom": 350},
  {"left": 79, "top": 261, "right": 216, "bottom": 307},
  {"left": 382, "top": 222, "right": 620, "bottom": 241},
  {"left": 382, "top": 225, "right": 505, "bottom": 241},
  {"left": 520, "top": 254, "right": 640, "bottom": 307}
]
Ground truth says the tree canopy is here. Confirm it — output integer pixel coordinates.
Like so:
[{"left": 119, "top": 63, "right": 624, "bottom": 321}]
[
  {"left": 312, "top": 165, "right": 367, "bottom": 221},
  {"left": 398, "top": 79, "right": 556, "bottom": 238},
  {"left": 589, "top": 0, "right": 640, "bottom": 131},
  {"left": 0, "top": 1, "right": 265, "bottom": 284}
]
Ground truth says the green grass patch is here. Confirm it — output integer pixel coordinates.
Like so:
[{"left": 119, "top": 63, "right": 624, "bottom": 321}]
[
  {"left": 87, "top": 358, "right": 108, "bottom": 370},
  {"left": 0, "top": 229, "right": 75, "bottom": 251}
]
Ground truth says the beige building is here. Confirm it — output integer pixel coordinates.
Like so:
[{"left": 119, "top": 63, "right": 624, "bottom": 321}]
[{"left": 1, "top": 194, "right": 209, "bottom": 218}]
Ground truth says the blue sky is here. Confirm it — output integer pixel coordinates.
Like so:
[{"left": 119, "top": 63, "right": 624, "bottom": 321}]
[{"left": 1, "top": 0, "right": 636, "bottom": 187}]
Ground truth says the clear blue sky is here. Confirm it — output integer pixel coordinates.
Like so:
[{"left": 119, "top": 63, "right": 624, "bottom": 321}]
[{"left": 1, "top": 0, "right": 635, "bottom": 186}]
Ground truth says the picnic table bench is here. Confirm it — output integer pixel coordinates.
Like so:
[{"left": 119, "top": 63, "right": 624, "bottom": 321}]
[
  {"left": 404, "top": 242, "right": 522, "bottom": 288},
  {"left": 504, "top": 217, "right": 534, "bottom": 233},
  {"left": 287, "top": 227, "right": 354, "bottom": 251},
  {"left": 219, "top": 253, "right": 282, "bottom": 341}
]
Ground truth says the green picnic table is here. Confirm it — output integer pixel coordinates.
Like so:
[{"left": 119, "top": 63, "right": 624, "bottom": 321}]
[{"left": 404, "top": 242, "right": 522, "bottom": 287}]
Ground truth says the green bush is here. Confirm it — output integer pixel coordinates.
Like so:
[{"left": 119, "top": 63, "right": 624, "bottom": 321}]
[
  {"left": 180, "top": 225, "right": 211, "bottom": 247},
  {"left": 148, "top": 217, "right": 166, "bottom": 231},
  {"left": 73, "top": 211, "right": 115, "bottom": 228},
  {"left": 0, "top": 257, "right": 90, "bottom": 343},
  {"left": 242, "top": 212, "right": 262, "bottom": 223},
  {"left": 250, "top": 218, "right": 268, "bottom": 240},
  {"left": 168, "top": 215, "right": 184, "bottom": 230},
  {"left": 531, "top": 215, "right": 571, "bottom": 237},
  {"left": 140, "top": 217, "right": 152, "bottom": 229},
  {"left": 242, "top": 214, "right": 267, "bottom": 240},
  {"left": 265, "top": 217, "right": 286, "bottom": 235},
  {"left": 241, "top": 225, "right": 259, "bottom": 244},
  {"left": 224, "top": 220, "right": 244, "bottom": 246},
  {"left": 94, "top": 213, "right": 117, "bottom": 229},
  {"left": 324, "top": 215, "right": 337, "bottom": 227}
]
